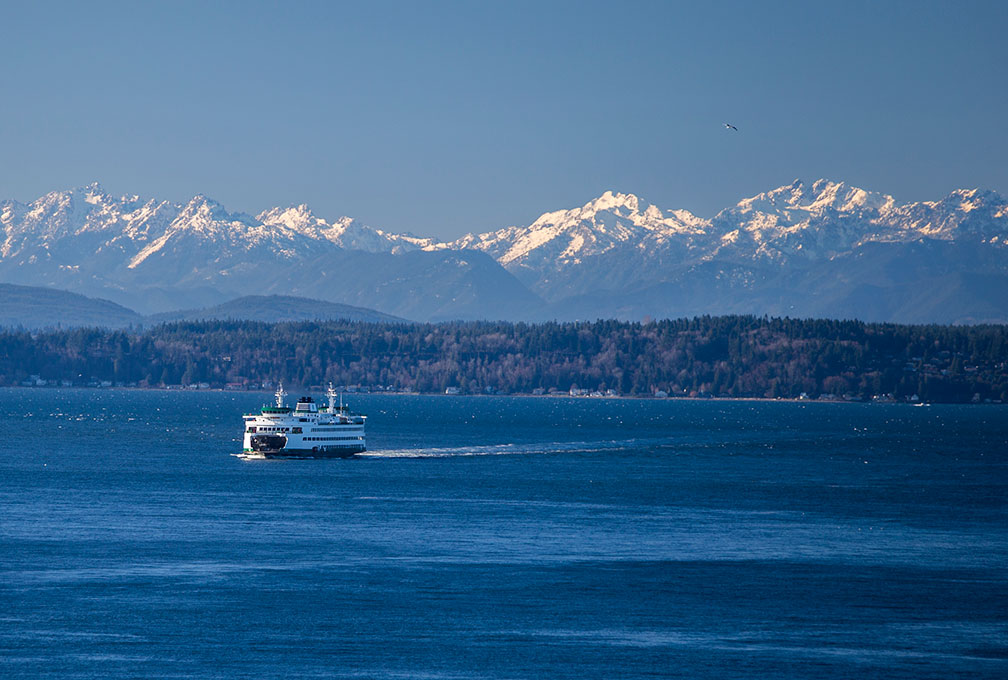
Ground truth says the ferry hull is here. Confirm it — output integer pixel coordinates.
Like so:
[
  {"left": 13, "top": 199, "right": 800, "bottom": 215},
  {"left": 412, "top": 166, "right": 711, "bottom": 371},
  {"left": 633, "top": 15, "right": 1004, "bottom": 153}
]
[{"left": 240, "top": 445, "right": 365, "bottom": 460}]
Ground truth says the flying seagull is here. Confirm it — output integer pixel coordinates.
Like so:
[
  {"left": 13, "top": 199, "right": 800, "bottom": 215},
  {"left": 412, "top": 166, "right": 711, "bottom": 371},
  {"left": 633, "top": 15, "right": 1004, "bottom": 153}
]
[{"left": 724, "top": 123, "right": 738, "bottom": 131}]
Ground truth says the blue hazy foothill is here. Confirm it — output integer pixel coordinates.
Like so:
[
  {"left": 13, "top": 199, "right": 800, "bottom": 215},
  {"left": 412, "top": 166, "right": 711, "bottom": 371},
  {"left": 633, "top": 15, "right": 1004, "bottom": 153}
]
[
  {"left": 148, "top": 295, "right": 407, "bottom": 324},
  {"left": 0, "top": 284, "right": 404, "bottom": 329},
  {"left": 0, "top": 283, "right": 143, "bottom": 329}
]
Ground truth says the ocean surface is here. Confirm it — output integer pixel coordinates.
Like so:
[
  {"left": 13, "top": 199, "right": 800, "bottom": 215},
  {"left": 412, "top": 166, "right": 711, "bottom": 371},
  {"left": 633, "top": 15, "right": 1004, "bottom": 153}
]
[{"left": 1, "top": 388, "right": 1006, "bottom": 679}]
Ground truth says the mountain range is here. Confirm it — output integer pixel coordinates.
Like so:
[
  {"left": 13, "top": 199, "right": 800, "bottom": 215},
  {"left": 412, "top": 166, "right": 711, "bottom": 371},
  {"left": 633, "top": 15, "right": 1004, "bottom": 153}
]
[{"left": 1, "top": 179, "right": 1006, "bottom": 325}]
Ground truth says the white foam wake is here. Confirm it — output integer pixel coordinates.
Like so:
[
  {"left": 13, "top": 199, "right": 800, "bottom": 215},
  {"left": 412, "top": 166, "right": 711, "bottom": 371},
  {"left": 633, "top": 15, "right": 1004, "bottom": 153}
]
[{"left": 359, "top": 437, "right": 675, "bottom": 459}]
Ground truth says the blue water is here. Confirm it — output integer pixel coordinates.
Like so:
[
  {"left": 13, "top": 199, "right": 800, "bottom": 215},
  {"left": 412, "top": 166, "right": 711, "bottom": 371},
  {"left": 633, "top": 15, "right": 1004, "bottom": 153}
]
[{"left": 1, "top": 389, "right": 1006, "bottom": 679}]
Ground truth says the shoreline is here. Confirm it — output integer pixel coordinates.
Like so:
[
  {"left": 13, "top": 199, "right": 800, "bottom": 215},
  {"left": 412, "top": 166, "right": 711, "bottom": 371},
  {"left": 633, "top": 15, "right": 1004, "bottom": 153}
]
[{"left": 2, "top": 383, "right": 1001, "bottom": 405}]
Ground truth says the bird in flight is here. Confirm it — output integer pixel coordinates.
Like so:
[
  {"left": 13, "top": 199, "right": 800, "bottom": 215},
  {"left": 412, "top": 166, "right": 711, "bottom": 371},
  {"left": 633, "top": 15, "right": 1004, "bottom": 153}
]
[{"left": 724, "top": 123, "right": 738, "bottom": 131}]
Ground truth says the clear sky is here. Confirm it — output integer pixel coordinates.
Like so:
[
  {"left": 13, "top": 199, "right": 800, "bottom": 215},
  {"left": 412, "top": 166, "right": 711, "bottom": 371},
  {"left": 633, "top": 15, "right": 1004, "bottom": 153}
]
[{"left": 2, "top": 0, "right": 1006, "bottom": 239}]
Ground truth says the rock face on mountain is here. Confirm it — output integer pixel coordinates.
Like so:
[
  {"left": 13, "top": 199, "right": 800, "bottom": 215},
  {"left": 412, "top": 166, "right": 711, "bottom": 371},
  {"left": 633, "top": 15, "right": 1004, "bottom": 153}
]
[{"left": 0, "top": 180, "right": 1005, "bottom": 323}]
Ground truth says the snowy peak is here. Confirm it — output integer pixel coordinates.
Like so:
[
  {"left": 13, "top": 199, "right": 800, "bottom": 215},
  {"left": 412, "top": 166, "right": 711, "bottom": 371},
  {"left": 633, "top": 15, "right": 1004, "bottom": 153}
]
[
  {"left": 887, "top": 187, "right": 1008, "bottom": 242},
  {"left": 258, "top": 203, "right": 344, "bottom": 241},
  {"left": 796, "top": 179, "right": 894, "bottom": 213},
  {"left": 928, "top": 187, "right": 1005, "bottom": 216},
  {"left": 128, "top": 197, "right": 251, "bottom": 269},
  {"left": 133, "top": 194, "right": 263, "bottom": 251},
  {"left": 457, "top": 190, "right": 708, "bottom": 269},
  {"left": 531, "top": 190, "right": 687, "bottom": 229},
  {"left": 1, "top": 182, "right": 122, "bottom": 245},
  {"left": 706, "top": 179, "right": 907, "bottom": 261},
  {"left": 175, "top": 194, "right": 256, "bottom": 228},
  {"left": 731, "top": 179, "right": 895, "bottom": 218},
  {"left": 257, "top": 204, "right": 404, "bottom": 253},
  {"left": 257, "top": 204, "right": 323, "bottom": 231},
  {"left": 82, "top": 181, "right": 109, "bottom": 205},
  {"left": 579, "top": 190, "right": 641, "bottom": 215}
]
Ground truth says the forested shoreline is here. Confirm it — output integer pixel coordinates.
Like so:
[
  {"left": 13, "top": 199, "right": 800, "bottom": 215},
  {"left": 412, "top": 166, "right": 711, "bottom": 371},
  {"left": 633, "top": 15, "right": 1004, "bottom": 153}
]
[{"left": 0, "top": 317, "right": 1006, "bottom": 403}]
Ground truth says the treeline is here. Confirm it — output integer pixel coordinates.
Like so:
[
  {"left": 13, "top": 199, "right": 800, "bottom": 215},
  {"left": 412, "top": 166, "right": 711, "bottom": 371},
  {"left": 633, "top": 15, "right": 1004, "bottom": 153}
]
[{"left": 0, "top": 316, "right": 1006, "bottom": 402}]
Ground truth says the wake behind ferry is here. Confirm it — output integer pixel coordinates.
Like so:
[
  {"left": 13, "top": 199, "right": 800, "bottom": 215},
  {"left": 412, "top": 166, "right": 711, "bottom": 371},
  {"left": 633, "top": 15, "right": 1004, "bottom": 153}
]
[{"left": 238, "top": 383, "right": 366, "bottom": 459}]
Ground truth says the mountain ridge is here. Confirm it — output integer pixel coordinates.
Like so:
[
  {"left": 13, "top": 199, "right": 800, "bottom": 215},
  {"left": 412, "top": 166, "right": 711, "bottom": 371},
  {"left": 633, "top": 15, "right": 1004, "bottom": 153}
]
[
  {"left": 148, "top": 295, "right": 408, "bottom": 324},
  {"left": 0, "top": 284, "right": 407, "bottom": 329},
  {"left": 0, "top": 180, "right": 1005, "bottom": 323},
  {"left": 0, "top": 282, "right": 143, "bottom": 329}
]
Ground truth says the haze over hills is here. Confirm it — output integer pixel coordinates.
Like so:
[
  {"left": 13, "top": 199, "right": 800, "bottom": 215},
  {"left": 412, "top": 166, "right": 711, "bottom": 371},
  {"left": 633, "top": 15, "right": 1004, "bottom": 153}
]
[
  {"left": 0, "top": 285, "right": 404, "bottom": 329},
  {"left": 0, "top": 283, "right": 142, "bottom": 329},
  {"left": 149, "top": 295, "right": 406, "bottom": 324},
  {"left": 1, "top": 180, "right": 1005, "bottom": 324}
]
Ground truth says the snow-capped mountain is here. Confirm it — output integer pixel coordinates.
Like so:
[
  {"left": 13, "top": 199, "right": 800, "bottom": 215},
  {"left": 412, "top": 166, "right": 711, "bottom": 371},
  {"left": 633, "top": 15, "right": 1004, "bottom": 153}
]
[
  {"left": 0, "top": 183, "right": 404, "bottom": 269},
  {"left": 431, "top": 179, "right": 1008, "bottom": 322},
  {"left": 451, "top": 191, "right": 708, "bottom": 265},
  {"left": 709, "top": 179, "right": 1008, "bottom": 262},
  {"left": 0, "top": 180, "right": 1005, "bottom": 323},
  {"left": 0, "top": 183, "right": 536, "bottom": 318},
  {"left": 445, "top": 191, "right": 711, "bottom": 295},
  {"left": 709, "top": 179, "right": 901, "bottom": 262},
  {"left": 256, "top": 204, "right": 409, "bottom": 253},
  {"left": 1, "top": 183, "right": 175, "bottom": 265},
  {"left": 449, "top": 179, "right": 1008, "bottom": 292}
]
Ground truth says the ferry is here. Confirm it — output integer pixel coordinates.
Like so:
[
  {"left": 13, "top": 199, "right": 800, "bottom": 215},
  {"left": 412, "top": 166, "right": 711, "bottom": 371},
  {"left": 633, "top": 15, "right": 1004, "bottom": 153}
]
[{"left": 238, "top": 383, "right": 366, "bottom": 459}]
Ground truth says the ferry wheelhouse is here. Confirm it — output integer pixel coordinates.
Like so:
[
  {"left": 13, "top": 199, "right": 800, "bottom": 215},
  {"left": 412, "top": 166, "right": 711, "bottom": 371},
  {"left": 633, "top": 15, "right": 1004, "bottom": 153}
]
[{"left": 239, "top": 383, "right": 366, "bottom": 459}]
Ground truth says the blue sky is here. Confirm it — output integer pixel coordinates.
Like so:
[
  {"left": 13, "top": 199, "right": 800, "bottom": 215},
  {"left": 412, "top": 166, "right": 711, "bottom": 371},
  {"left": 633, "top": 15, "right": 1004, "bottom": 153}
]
[{"left": 2, "top": 0, "right": 1006, "bottom": 238}]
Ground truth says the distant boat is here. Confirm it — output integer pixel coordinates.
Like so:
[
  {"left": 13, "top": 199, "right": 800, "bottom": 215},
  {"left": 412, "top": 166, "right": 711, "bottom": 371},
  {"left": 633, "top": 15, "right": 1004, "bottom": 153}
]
[{"left": 237, "top": 383, "right": 366, "bottom": 459}]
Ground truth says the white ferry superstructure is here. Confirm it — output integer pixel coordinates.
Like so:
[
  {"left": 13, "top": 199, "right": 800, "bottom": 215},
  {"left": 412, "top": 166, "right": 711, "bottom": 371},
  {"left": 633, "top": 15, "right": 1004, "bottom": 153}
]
[{"left": 239, "top": 383, "right": 366, "bottom": 459}]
